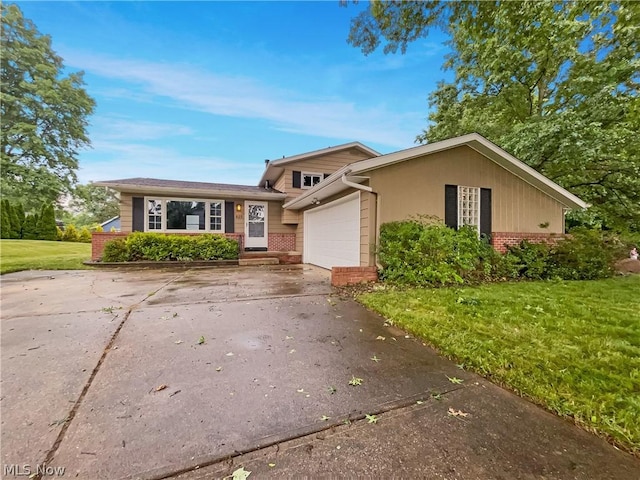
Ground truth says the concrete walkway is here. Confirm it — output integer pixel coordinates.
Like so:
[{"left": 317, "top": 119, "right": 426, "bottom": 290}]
[{"left": 1, "top": 266, "right": 638, "bottom": 479}]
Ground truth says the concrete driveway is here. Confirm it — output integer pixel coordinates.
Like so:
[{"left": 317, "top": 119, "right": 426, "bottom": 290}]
[{"left": 1, "top": 266, "right": 638, "bottom": 479}]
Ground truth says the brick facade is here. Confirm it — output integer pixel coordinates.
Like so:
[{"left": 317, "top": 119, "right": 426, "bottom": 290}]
[
  {"left": 91, "top": 232, "right": 129, "bottom": 261},
  {"left": 331, "top": 266, "right": 378, "bottom": 287},
  {"left": 267, "top": 233, "right": 296, "bottom": 251},
  {"left": 491, "top": 232, "right": 564, "bottom": 253}
]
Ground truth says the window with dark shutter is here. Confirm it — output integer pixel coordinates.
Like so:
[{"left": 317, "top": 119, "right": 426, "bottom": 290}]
[
  {"left": 292, "top": 171, "right": 301, "bottom": 188},
  {"left": 444, "top": 185, "right": 458, "bottom": 229}
]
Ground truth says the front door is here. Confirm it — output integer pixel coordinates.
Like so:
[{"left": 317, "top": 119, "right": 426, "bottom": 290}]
[{"left": 244, "top": 201, "right": 268, "bottom": 250}]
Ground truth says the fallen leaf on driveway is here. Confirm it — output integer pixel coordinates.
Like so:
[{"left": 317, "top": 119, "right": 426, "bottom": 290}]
[
  {"left": 289, "top": 349, "right": 296, "bottom": 354},
  {"left": 227, "top": 466, "right": 251, "bottom": 480},
  {"left": 376, "top": 336, "right": 386, "bottom": 341},
  {"left": 321, "top": 415, "right": 330, "bottom": 421},
  {"left": 371, "top": 355, "right": 380, "bottom": 362},
  {"left": 268, "top": 463, "right": 276, "bottom": 468},
  {"left": 174, "top": 340, "right": 183, "bottom": 344},
  {"left": 365, "top": 414, "right": 378, "bottom": 424},
  {"left": 226, "top": 352, "right": 234, "bottom": 356},
  {"left": 348, "top": 376, "right": 363, "bottom": 386},
  {"left": 155, "top": 384, "right": 167, "bottom": 392},
  {"left": 215, "top": 366, "right": 222, "bottom": 372},
  {"left": 448, "top": 407, "right": 469, "bottom": 417},
  {"left": 446, "top": 376, "right": 464, "bottom": 384},
  {"left": 285, "top": 335, "right": 294, "bottom": 340},
  {"left": 297, "top": 388, "right": 305, "bottom": 393},
  {"left": 197, "top": 336, "right": 205, "bottom": 345}
]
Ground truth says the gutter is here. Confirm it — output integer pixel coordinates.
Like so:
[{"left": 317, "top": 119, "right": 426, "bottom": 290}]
[{"left": 341, "top": 172, "right": 372, "bottom": 192}]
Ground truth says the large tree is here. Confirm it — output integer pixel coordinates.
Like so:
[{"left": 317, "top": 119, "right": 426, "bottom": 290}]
[
  {"left": 1, "top": 4, "right": 95, "bottom": 212},
  {"left": 348, "top": 1, "right": 640, "bottom": 230},
  {"left": 68, "top": 183, "right": 120, "bottom": 226}
]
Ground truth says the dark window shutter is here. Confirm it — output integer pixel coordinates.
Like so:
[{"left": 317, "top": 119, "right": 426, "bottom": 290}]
[
  {"left": 480, "top": 188, "right": 492, "bottom": 239},
  {"left": 444, "top": 185, "right": 458, "bottom": 229},
  {"left": 132, "top": 197, "right": 144, "bottom": 232},
  {"left": 292, "top": 171, "right": 301, "bottom": 188},
  {"left": 324, "top": 173, "right": 330, "bottom": 179},
  {"left": 225, "top": 201, "right": 235, "bottom": 233}
]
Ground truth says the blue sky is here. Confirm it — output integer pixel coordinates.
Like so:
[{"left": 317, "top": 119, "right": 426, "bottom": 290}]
[{"left": 16, "top": 1, "right": 451, "bottom": 186}]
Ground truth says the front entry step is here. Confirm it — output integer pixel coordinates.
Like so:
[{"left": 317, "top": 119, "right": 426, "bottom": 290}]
[{"left": 238, "top": 257, "right": 280, "bottom": 266}]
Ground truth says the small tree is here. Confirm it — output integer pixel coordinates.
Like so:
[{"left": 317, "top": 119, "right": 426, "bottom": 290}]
[
  {"left": 1, "top": 201, "right": 11, "bottom": 239},
  {"left": 36, "top": 203, "right": 57, "bottom": 240},
  {"left": 8, "top": 201, "right": 22, "bottom": 238},
  {"left": 22, "top": 214, "right": 38, "bottom": 239},
  {"left": 14, "top": 202, "right": 25, "bottom": 237}
]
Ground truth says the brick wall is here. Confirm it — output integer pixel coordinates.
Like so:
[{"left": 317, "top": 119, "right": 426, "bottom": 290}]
[
  {"left": 268, "top": 233, "right": 296, "bottom": 251},
  {"left": 491, "top": 232, "right": 564, "bottom": 253},
  {"left": 91, "top": 232, "right": 129, "bottom": 260},
  {"left": 331, "top": 266, "right": 378, "bottom": 287}
]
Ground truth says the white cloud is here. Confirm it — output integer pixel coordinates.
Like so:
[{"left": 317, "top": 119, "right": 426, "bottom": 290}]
[
  {"left": 91, "top": 117, "right": 193, "bottom": 141},
  {"left": 64, "top": 50, "right": 422, "bottom": 148}
]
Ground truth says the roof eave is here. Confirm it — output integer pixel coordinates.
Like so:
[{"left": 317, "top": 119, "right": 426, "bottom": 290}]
[{"left": 93, "top": 182, "right": 287, "bottom": 200}]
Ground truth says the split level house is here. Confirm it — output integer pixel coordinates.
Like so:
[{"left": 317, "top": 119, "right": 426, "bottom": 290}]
[{"left": 93, "top": 133, "right": 587, "bottom": 281}]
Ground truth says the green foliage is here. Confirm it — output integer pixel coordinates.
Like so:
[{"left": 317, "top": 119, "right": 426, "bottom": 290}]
[
  {"left": 0, "top": 201, "right": 11, "bottom": 239},
  {"left": 68, "top": 184, "right": 120, "bottom": 226},
  {"left": 1, "top": 4, "right": 96, "bottom": 211},
  {"left": 348, "top": 1, "right": 640, "bottom": 230},
  {"left": 102, "top": 238, "right": 128, "bottom": 262},
  {"left": 36, "top": 203, "right": 57, "bottom": 240},
  {"left": 62, "top": 224, "right": 80, "bottom": 242},
  {"left": 505, "top": 229, "right": 618, "bottom": 281},
  {"left": 78, "top": 226, "right": 92, "bottom": 243},
  {"left": 103, "top": 233, "right": 239, "bottom": 262},
  {"left": 377, "top": 218, "right": 497, "bottom": 286},
  {"left": 22, "top": 214, "right": 37, "bottom": 239},
  {"left": 56, "top": 226, "right": 64, "bottom": 241}
]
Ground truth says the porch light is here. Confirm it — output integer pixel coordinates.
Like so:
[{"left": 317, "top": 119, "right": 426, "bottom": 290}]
[{"left": 236, "top": 204, "right": 242, "bottom": 212}]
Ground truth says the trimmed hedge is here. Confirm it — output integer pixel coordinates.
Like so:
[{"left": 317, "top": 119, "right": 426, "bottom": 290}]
[{"left": 102, "top": 232, "right": 239, "bottom": 262}]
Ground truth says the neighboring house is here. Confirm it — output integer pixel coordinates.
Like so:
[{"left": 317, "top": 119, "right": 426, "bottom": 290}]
[
  {"left": 93, "top": 133, "right": 587, "bottom": 279},
  {"left": 100, "top": 216, "right": 121, "bottom": 232}
]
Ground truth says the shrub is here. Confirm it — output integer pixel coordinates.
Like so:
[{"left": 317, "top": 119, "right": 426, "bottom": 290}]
[
  {"left": 378, "top": 218, "right": 498, "bottom": 286},
  {"left": 102, "top": 238, "right": 129, "bottom": 262},
  {"left": 78, "top": 227, "right": 92, "bottom": 243},
  {"left": 22, "top": 214, "right": 38, "bottom": 239},
  {"left": 103, "top": 232, "right": 239, "bottom": 262},
  {"left": 504, "top": 228, "right": 618, "bottom": 281},
  {"left": 0, "top": 201, "right": 11, "bottom": 239},
  {"left": 62, "top": 224, "right": 80, "bottom": 242},
  {"left": 56, "top": 226, "right": 64, "bottom": 241}
]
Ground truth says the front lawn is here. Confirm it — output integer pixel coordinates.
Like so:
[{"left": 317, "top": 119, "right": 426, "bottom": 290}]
[
  {"left": 359, "top": 276, "right": 640, "bottom": 455},
  {"left": 0, "top": 240, "right": 92, "bottom": 274}
]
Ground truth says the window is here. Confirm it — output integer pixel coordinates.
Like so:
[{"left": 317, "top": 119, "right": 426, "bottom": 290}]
[
  {"left": 147, "top": 199, "right": 162, "bottom": 230},
  {"left": 144, "top": 198, "right": 224, "bottom": 232},
  {"left": 458, "top": 186, "right": 480, "bottom": 232},
  {"left": 302, "top": 172, "right": 323, "bottom": 189},
  {"left": 209, "top": 201, "right": 223, "bottom": 232},
  {"left": 167, "top": 201, "right": 205, "bottom": 230}
]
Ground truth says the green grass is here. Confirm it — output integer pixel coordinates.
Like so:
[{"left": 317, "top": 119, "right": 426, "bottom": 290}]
[
  {"left": 359, "top": 276, "right": 640, "bottom": 455},
  {"left": 0, "top": 240, "right": 92, "bottom": 274}
]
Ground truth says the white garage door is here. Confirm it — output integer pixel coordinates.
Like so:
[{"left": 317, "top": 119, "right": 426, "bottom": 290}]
[{"left": 303, "top": 192, "right": 360, "bottom": 269}]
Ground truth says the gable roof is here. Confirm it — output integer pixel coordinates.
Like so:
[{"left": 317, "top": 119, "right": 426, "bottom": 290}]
[
  {"left": 93, "top": 178, "right": 286, "bottom": 200},
  {"left": 283, "top": 133, "right": 588, "bottom": 210},
  {"left": 258, "top": 141, "right": 380, "bottom": 187}
]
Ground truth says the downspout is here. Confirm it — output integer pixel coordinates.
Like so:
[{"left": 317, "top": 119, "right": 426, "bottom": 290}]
[{"left": 340, "top": 172, "right": 383, "bottom": 270}]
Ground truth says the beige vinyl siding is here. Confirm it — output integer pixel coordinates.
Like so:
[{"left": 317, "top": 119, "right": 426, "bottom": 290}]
[
  {"left": 360, "top": 191, "right": 376, "bottom": 266},
  {"left": 119, "top": 193, "right": 133, "bottom": 232},
  {"left": 279, "top": 148, "right": 373, "bottom": 198},
  {"left": 267, "top": 201, "right": 296, "bottom": 234},
  {"left": 368, "top": 145, "right": 565, "bottom": 233}
]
